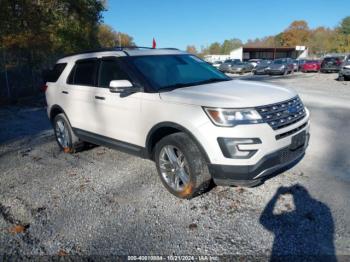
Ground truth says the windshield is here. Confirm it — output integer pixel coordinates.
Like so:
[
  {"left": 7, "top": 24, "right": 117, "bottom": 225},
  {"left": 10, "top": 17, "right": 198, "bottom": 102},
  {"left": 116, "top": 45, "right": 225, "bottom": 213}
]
[
  {"left": 273, "top": 59, "right": 285, "bottom": 65},
  {"left": 259, "top": 60, "right": 270, "bottom": 66},
  {"left": 128, "top": 54, "right": 230, "bottom": 91}
]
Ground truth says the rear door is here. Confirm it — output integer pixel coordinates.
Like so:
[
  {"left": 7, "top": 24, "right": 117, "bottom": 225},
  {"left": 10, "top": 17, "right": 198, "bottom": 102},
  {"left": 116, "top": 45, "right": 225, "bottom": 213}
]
[{"left": 63, "top": 58, "right": 100, "bottom": 132}]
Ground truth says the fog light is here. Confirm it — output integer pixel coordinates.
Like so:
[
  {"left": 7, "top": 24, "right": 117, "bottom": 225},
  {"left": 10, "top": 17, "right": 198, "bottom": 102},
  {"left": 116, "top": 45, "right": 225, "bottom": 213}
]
[{"left": 217, "top": 138, "right": 261, "bottom": 159}]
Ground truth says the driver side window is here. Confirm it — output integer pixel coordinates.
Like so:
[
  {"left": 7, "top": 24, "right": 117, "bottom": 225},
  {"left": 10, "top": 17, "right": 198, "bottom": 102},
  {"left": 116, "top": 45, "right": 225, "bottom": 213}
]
[{"left": 98, "top": 59, "right": 130, "bottom": 88}]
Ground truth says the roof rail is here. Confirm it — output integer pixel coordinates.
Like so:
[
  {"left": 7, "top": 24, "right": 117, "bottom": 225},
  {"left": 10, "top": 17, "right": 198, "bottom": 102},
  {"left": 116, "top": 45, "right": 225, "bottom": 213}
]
[{"left": 59, "top": 46, "right": 180, "bottom": 59}]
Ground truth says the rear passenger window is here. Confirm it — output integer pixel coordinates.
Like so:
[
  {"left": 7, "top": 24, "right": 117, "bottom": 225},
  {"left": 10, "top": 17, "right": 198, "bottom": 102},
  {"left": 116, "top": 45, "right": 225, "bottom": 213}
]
[
  {"left": 98, "top": 59, "right": 130, "bottom": 88},
  {"left": 45, "top": 63, "right": 67, "bottom": 82},
  {"left": 69, "top": 59, "right": 98, "bottom": 86}
]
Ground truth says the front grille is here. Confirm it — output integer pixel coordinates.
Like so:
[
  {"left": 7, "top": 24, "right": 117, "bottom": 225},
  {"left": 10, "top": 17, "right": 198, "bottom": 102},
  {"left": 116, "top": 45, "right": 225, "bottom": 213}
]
[
  {"left": 276, "top": 122, "right": 307, "bottom": 140},
  {"left": 279, "top": 145, "right": 304, "bottom": 164},
  {"left": 256, "top": 96, "right": 306, "bottom": 130}
]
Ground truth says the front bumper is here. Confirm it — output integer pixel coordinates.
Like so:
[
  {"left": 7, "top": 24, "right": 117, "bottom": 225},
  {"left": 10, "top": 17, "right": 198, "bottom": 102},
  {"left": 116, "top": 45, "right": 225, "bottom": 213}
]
[
  {"left": 267, "top": 69, "right": 284, "bottom": 75},
  {"left": 194, "top": 108, "right": 310, "bottom": 186},
  {"left": 339, "top": 69, "right": 350, "bottom": 76},
  {"left": 253, "top": 69, "right": 268, "bottom": 75},
  {"left": 209, "top": 132, "right": 309, "bottom": 186}
]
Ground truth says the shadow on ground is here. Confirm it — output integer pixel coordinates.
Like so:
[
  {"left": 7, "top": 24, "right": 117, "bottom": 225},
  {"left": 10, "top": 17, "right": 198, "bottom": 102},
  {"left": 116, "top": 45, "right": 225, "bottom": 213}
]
[
  {"left": 0, "top": 106, "right": 51, "bottom": 144},
  {"left": 260, "top": 184, "right": 336, "bottom": 260}
]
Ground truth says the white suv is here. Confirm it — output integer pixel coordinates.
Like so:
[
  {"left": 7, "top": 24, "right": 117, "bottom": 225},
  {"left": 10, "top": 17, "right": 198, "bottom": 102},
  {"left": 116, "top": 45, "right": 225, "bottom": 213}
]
[{"left": 45, "top": 47, "right": 310, "bottom": 199}]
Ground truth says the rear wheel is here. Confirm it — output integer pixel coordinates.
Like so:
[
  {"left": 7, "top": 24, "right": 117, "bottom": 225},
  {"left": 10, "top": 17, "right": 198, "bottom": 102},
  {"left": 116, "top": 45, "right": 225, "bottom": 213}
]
[
  {"left": 53, "top": 113, "right": 83, "bottom": 153},
  {"left": 154, "top": 132, "right": 211, "bottom": 199}
]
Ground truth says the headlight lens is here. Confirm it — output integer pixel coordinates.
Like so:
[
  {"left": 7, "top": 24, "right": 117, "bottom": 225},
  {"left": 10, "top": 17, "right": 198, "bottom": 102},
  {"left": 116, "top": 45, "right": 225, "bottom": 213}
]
[{"left": 204, "top": 107, "right": 263, "bottom": 127}]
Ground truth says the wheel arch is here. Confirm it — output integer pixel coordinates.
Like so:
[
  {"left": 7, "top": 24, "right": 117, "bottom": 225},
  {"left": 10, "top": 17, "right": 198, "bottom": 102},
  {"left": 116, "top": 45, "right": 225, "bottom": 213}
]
[{"left": 145, "top": 122, "right": 211, "bottom": 163}]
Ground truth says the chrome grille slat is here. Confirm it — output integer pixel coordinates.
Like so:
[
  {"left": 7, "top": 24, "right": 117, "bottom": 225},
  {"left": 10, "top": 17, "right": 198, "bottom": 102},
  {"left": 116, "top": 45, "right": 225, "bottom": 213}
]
[{"left": 256, "top": 96, "right": 306, "bottom": 130}]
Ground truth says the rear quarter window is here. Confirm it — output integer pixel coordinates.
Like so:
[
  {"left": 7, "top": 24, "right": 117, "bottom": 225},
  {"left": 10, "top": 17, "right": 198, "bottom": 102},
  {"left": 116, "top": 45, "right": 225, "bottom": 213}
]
[{"left": 45, "top": 63, "right": 67, "bottom": 82}]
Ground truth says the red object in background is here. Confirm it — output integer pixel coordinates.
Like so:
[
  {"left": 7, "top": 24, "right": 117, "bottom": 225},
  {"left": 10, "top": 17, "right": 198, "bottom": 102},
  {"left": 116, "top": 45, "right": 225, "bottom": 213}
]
[
  {"left": 301, "top": 60, "right": 321, "bottom": 72},
  {"left": 152, "top": 38, "right": 156, "bottom": 48},
  {"left": 41, "top": 84, "right": 48, "bottom": 93}
]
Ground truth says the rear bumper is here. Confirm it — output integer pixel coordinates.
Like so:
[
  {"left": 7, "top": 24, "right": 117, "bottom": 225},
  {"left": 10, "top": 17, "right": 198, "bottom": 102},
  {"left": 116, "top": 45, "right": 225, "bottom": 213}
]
[
  {"left": 321, "top": 67, "right": 340, "bottom": 72},
  {"left": 208, "top": 133, "right": 310, "bottom": 186}
]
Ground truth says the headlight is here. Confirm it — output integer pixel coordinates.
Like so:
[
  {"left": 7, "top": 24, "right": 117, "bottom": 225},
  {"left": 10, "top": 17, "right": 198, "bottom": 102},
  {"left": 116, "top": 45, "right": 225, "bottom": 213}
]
[
  {"left": 204, "top": 107, "right": 263, "bottom": 127},
  {"left": 266, "top": 67, "right": 271, "bottom": 70}
]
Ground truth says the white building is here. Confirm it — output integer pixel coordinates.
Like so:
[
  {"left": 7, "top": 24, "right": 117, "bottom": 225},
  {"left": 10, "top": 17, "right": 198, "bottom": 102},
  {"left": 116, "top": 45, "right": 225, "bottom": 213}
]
[{"left": 204, "top": 46, "right": 308, "bottom": 62}]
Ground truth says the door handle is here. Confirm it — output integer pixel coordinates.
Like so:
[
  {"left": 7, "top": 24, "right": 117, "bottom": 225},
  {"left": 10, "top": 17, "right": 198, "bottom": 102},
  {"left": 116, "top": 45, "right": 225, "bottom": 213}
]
[
  {"left": 95, "top": 96, "right": 105, "bottom": 100},
  {"left": 62, "top": 91, "right": 69, "bottom": 94}
]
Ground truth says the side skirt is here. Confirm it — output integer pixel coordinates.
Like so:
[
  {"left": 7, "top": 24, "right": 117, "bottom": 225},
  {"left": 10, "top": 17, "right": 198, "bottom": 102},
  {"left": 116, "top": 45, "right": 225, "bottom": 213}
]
[{"left": 72, "top": 128, "right": 149, "bottom": 159}]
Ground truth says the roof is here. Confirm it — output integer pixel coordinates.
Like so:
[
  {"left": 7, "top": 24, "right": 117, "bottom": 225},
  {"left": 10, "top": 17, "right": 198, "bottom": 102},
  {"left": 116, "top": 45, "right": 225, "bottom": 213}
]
[
  {"left": 243, "top": 47, "right": 297, "bottom": 51},
  {"left": 57, "top": 47, "right": 186, "bottom": 63}
]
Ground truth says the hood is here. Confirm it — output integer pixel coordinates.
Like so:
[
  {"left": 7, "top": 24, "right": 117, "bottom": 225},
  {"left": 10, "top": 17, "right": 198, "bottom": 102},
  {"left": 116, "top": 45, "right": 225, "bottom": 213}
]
[{"left": 159, "top": 80, "right": 297, "bottom": 108}]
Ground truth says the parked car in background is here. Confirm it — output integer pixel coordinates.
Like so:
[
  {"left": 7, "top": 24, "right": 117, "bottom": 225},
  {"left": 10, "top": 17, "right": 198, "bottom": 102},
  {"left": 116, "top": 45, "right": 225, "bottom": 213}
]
[
  {"left": 212, "top": 61, "right": 223, "bottom": 69},
  {"left": 219, "top": 59, "right": 240, "bottom": 72},
  {"left": 224, "top": 61, "right": 254, "bottom": 74},
  {"left": 248, "top": 59, "right": 262, "bottom": 68},
  {"left": 301, "top": 60, "right": 321, "bottom": 72},
  {"left": 297, "top": 59, "right": 306, "bottom": 71},
  {"left": 292, "top": 60, "right": 299, "bottom": 72},
  {"left": 266, "top": 58, "right": 294, "bottom": 75},
  {"left": 321, "top": 56, "right": 345, "bottom": 73},
  {"left": 252, "top": 60, "right": 272, "bottom": 75},
  {"left": 338, "top": 58, "right": 350, "bottom": 80}
]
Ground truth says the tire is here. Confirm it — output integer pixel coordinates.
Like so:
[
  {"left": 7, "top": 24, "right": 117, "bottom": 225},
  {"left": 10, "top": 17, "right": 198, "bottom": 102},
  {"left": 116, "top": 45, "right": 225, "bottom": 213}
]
[
  {"left": 53, "top": 113, "right": 83, "bottom": 153},
  {"left": 154, "top": 132, "right": 211, "bottom": 199}
]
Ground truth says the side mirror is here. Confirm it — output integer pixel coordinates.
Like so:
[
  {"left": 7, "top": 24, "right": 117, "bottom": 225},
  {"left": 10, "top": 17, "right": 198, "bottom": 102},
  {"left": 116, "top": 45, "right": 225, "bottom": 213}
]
[{"left": 109, "top": 80, "right": 133, "bottom": 93}]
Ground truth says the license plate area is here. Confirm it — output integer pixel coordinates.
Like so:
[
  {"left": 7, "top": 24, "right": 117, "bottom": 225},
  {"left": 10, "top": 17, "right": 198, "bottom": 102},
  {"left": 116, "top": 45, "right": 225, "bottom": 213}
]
[{"left": 290, "top": 131, "right": 306, "bottom": 150}]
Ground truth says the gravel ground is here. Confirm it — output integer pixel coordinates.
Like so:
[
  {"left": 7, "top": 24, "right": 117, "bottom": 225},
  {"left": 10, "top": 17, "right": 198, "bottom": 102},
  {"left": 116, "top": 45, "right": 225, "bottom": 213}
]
[{"left": 0, "top": 72, "right": 349, "bottom": 259}]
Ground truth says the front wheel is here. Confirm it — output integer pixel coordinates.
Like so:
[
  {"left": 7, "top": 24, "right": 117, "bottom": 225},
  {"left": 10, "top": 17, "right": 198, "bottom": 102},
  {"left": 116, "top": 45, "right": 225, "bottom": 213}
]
[{"left": 154, "top": 132, "right": 211, "bottom": 199}]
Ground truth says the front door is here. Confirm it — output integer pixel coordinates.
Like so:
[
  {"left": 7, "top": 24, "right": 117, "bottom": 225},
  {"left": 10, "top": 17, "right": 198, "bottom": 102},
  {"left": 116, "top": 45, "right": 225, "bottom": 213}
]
[{"left": 90, "top": 57, "right": 142, "bottom": 146}]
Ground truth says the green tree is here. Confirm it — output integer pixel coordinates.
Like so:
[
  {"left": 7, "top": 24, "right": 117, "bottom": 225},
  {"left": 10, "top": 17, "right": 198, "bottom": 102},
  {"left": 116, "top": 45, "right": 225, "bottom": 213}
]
[
  {"left": 308, "top": 27, "right": 337, "bottom": 55},
  {"left": 221, "top": 38, "right": 242, "bottom": 54},
  {"left": 208, "top": 42, "right": 221, "bottom": 54},
  {"left": 335, "top": 16, "right": 350, "bottom": 52},
  {"left": 339, "top": 16, "right": 350, "bottom": 35}
]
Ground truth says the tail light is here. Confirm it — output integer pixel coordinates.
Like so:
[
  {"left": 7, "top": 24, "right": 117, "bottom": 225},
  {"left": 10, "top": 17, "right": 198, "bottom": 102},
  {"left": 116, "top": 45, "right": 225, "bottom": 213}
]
[
  {"left": 336, "top": 60, "right": 342, "bottom": 66},
  {"left": 41, "top": 84, "right": 48, "bottom": 93}
]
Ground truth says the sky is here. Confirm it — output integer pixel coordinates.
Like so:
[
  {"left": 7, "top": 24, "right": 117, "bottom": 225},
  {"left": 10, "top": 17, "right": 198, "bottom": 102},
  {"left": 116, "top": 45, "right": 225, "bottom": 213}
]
[{"left": 103, "top": 0, "right": 350, "bottom": 50}]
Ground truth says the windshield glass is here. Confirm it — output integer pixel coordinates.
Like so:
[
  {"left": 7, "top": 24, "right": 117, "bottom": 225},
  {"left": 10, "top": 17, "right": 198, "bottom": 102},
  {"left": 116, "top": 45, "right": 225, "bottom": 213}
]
[
  {"left": 128, "top": 55, "right": 230, "bottom": 91},
  {"left": 259, "top": 60, "right": 270, "bottom": 66},
  {"left": 273, "top": 59, "right": 285, "bottom": 65}
]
